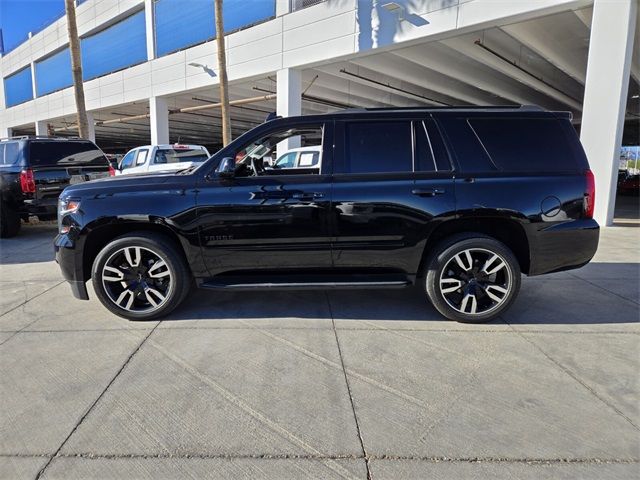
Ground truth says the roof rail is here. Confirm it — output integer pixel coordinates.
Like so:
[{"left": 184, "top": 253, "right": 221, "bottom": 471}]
[
  {"left": 329, "top": 105, "right": 547, "bottom": 115},
  {"left": 0, "top": 135, "right": 83, "bottom": 141}
]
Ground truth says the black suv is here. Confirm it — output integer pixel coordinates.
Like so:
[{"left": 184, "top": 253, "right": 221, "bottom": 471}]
[
  {"left": 0, "top": 136, "right": 113, "bottom": 237},
  {"left": 54, "top": 107, "right": 599, "bottom": 323}
]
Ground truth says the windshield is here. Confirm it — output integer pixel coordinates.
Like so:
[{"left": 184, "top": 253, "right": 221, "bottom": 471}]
[{"left": 28, "top": 141, "right": 108, "bottom": 167}]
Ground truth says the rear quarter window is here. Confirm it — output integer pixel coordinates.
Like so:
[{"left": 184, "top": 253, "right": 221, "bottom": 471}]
[
  {"left": 0, "top": 142, "right": 20, "bottom": 166},
  {"left": 468, "top": 117, "right": 581, "bottom": 173}
]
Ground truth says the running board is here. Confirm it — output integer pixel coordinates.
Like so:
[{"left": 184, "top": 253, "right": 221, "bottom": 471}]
[{"left": 199, "top": 274, "right": 411, "bottom": 291}]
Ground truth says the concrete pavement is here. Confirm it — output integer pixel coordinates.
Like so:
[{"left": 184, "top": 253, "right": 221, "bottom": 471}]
[{"left": 0, "top": 218, "right": 638, "bottom": 479}]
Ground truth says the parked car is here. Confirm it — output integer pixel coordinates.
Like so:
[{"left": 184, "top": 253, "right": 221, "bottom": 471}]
[
  {"left": 116, "top": 144, "right": 210, "bottom": 176},
  {"left": 0, "top": 136, "right": 112, "bottom": 237},
  {"left": 270, "top": 147, "right": 321, "bottom": 169},
  {"left": 54, "top": 106, "right": 599, "bottom": 323},
  {"left": 618, "top": 173, "right": 639, "bottom": 195}
]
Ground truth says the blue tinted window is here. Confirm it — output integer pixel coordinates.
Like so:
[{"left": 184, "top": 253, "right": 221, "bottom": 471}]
[
  {"left": 4, "top": 67, "right": 33, "bottom": 107},
  {"left": 35, "top": 48, "right": 72, "bottom": 96},
  {"left": 81, "top": 10, "right": 147, "bottom": 81},
  {"left": 155, "top": 0, "right": 214, "bottom": 57},
  {"left": 155, "top": 0, "right": 275, "bottom": 57}
]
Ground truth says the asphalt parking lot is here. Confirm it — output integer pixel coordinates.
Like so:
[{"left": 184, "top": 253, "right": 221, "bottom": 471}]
[{"left": 1, "top": 206, "right": 638, "bottom": 479}]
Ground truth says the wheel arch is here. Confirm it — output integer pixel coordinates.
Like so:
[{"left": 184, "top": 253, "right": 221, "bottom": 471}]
[
  {"left": 419, "top": 217, "right": 531, "bottom": 277},
  {"left": 81, "top": 221, "right": 191, "bottom": 281}
]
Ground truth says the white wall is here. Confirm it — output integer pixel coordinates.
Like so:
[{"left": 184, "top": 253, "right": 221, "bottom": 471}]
[{"left": 1, "top": 0, "right": 591, "bottom": 131}]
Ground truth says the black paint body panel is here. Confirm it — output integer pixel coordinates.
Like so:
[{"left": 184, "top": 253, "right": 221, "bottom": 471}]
[{"left": 53, "top": 108, "right": 599, "bottom": 298}]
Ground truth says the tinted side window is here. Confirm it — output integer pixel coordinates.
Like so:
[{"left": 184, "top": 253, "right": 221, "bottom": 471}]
[
  {"left": 468, "top": 118, "right": 579, "bottom": 172},
  {"left": 343, "top": 121, "right": 412, "bottom": 174},
  {"left": 414, "top": 120, "right": 452, "bottom": 172},
  {"left": 3, "top": 142, "right": 20, "bottom": 166},
  {"left": 29, "top": 141, "right": 107, "bottom": 167},
  {"left": 437, "top": 117, "right": 496, "bottom": 173},
  {"left": 0, "top": 144, "right": 4, "bottom": 165}
]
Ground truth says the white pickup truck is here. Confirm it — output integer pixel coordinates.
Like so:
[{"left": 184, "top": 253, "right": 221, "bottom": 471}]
[{"left": 116, "top": 144, "right": 210, "bottom": 175}]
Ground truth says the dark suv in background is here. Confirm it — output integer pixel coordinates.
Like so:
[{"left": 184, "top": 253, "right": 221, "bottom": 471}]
[
  {"left": 54, "top": 107, "right": 599, "bottom": 323},
  {"left": 0, "top": 136, "right": 113, "bottom": 237}
]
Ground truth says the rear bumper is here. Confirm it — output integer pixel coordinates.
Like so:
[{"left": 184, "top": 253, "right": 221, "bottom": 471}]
[
  {"left": 528, "top": 219, "right": 599, "bottom": 276},
  {"left": 54, "top": 233, "right": 89, "bottom": 300},
  {"left": 22, "top": 199, "right": 57, "bottom": 218}
]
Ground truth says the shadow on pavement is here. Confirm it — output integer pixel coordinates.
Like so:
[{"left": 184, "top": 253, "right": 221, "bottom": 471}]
[
  {"left": 0, "top": 223, "right": 58, "bottom": 265},
  {"left": 159, "top": 262, "right": 639, "bottom": 326}
]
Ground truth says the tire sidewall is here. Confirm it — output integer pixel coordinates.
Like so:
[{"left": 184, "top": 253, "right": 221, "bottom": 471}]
[
  {"left": 0, "top": 204, "right": 21, "bottom": 238},
  {"left": 426, "top": 236, "right": 521, "bottom": 323},
  {"left": 91, "top": 234, "right": 188, "bottom": 321}
]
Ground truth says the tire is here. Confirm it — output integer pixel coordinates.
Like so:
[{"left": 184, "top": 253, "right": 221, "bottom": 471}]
[
  {"left": 424, "top": 233, "right": 521, "bottom": 323},
  {"left": 0, "top": 204, "right": 21, "bottom": 238},
  {"left": 91, "top": 232, "right": 191, "bottom": 321}
]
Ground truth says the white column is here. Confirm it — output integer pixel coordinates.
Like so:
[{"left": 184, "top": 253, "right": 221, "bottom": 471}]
[
  {"left": 150, "top": 96, "right": 169, "bottom": 145},
  {"left": 86, "top": 112, "right": 96, "bottom": 142},
  {"left": 580, "top": 0, "right": 637, "bottom": 226},
  {"left": 30, "top": 62, "right": 37, "bottom": 99},
  {"left": 1, "top": 127, "right": 12, "bottom": 139},
  {"left": 276, "top": 0, "right": 291, "bottom": 16},
  {"left": 276, "top": 68, "right": 302, "bottom": 157},
  {"left": 144, "top": 0, "right": 156, "bottom": 60},
  {"left": 35, "top": 120, "right": 48, "bottom": 136}
]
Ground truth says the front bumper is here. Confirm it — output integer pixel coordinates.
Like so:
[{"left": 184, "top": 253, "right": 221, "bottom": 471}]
[
  {"left": 54, "top": 233, "right": 89, "bottom": 300},
  {"left": 528, "top": 218, "right": 600, "bottom": 276}
]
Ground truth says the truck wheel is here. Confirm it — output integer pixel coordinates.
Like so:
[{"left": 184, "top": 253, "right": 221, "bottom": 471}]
[
  {"left": 91, "top": 232, "right": 191, "bottom": 321},
  {"left": 424, "top": 234, "right": 521, "bottom": 323},
  {"left": 0, "top": 204, "right": 21, "bottom": 238}
]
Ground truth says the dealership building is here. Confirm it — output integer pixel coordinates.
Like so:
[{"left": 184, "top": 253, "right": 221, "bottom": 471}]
[{"left": 0, "top": 0, "right": 637, "bottom": 225}]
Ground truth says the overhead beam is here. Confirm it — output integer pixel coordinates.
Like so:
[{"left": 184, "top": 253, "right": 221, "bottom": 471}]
[
  {"left": 501, "top": 20, "right": 587, "bottom": 84},
  {"left": 349, "top": 55, "right": 498, "bottom": 106},
  {"left": 393, "top": 45, "right": 545, "bottom": 107},
  {"left": 442, "top": 36, "right": 583, "bottom": 111}
]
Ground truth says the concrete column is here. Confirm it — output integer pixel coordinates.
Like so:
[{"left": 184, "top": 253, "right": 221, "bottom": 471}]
[
  {"left": 150, "top": 96, "right": 169, "bottom": 145},
  {"left": 580, "top": 0, "right": 637, "bottom": 226},
  {"left": 1, "top": 127, "right": 12, "bottom": 139},
  {"left": 30, "top": 62, "right": 38, "bottom": 99},
  {"left": 86, "top": 112, "right": 96, "bottom": 142},
  {"left": 35, "top": 120, "right": 48, "bottom": 137},
  {"left": 276, "top": 0, "right": 291, "bottom": 16},
  {"left": 144, "top": 0, "right": 156, "bottom": 60},
  {"left": 276, "top": 68, "right": 302, "bottom": 157}
]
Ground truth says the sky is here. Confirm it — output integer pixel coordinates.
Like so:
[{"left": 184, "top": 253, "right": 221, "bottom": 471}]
[{"left": 0, "top": 0, "right": 65, "bottom": 53}]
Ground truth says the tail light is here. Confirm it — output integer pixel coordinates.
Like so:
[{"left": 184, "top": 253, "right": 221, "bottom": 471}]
[
  {"left": 584, "top": 169, "right": 595, "bottom": 219},
  {"left": 20, "top": 169, "right": 36, "bottom": 194},
  {"left": 108, "top": 165, "right": 116, "bottom": 176}
]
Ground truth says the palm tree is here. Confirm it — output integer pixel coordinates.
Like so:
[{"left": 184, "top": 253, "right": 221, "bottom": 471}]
[
  {"left": 65, "top": 0, "right": 89, "bottom": 139},
  {"left": 214, "top": 0, "right": 232, "bottom": 146}
]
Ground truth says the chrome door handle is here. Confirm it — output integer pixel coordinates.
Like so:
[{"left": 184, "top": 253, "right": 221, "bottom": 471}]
[
  {"left": 292, "top": 192, "right": 325, "bottom": 200},
  {"left": 412, "top": 188, "right": 445, "bottom": 197}
]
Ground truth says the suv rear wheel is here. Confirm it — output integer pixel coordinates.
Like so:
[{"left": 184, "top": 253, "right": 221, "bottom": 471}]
[
  {"left": 425, "top": 234, "right": 521, "bottom": 323},
  {"left": 0, "top": 204, "right": 21, "bottom": 238},
  {"left": 91, "top": 232, "right": 191, "bottom": 320}
]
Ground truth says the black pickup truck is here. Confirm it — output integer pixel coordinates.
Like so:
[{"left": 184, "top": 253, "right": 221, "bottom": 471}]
[{"left": 0, "top": 136, "right": 113, "bottom": 237}]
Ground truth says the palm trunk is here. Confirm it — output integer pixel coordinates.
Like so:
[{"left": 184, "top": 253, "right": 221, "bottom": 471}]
[
  {"left": 214, "top": 0, "right": 232, "bottom": 146},
  {"left": 65, "top": 0, "right": 89, "bottom": 139}
]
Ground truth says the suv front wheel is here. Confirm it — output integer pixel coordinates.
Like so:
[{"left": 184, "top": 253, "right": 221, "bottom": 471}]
[
  {"left": 425, "top": 234, "right": 521, "bottom": 323},
  {"left": 92, "top": 232, "right": 191, "bottom": 320}
]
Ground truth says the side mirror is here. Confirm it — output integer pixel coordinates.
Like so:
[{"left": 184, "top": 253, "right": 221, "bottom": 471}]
[{"left": 216, "top": 157, "right": 235, "bottom": 178}]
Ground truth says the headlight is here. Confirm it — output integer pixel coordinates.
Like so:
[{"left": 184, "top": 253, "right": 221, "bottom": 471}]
[
  {"left": 59, "top": 197, "right": 81, "bottom": 215},
  {"left": 58, "top": 197, "right": 81, "bottom": 233}
]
